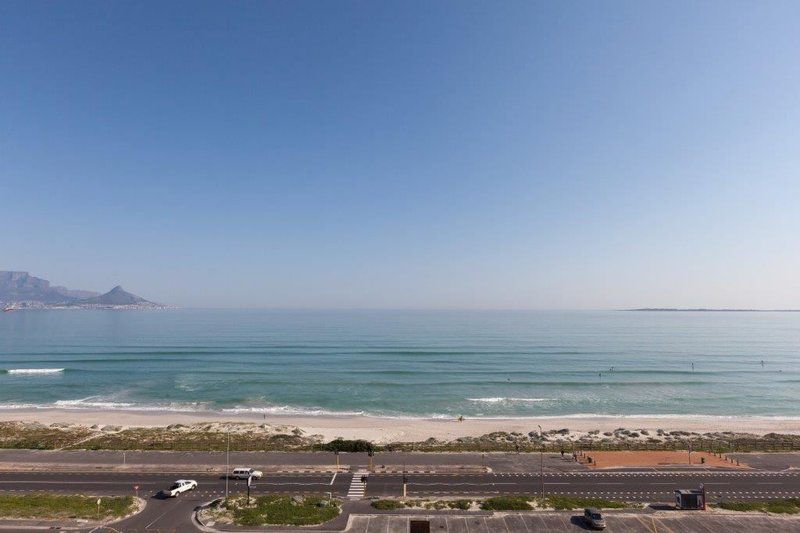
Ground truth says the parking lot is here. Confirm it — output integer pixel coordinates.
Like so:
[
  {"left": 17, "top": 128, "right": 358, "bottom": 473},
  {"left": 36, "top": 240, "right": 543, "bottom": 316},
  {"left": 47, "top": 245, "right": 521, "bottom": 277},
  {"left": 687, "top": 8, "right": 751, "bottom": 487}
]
[{"left": 344, "top": 511, "right": 800, "bottom": 532}]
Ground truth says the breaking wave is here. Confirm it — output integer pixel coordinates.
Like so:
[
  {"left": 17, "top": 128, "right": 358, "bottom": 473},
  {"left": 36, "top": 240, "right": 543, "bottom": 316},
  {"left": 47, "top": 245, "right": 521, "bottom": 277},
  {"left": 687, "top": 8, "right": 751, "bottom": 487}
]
[
  {"left": 468, "top": 397, "right": 554, "bottom": 403},
  {"left": 3, "top": 368, "right": 65, "bottom": 375}
]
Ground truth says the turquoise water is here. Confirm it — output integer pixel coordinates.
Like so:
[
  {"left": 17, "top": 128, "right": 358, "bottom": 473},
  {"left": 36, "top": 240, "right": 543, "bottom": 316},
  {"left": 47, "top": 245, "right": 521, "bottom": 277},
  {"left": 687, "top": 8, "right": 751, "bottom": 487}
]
[{"left": 0, "top": 310, "right": 798, "bottom": 418}]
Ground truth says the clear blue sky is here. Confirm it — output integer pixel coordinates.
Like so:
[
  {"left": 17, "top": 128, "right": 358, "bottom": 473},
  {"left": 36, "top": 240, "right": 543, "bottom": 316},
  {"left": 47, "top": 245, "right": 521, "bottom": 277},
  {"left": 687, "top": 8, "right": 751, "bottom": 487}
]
[{"left": 2, "top": 1, "right": 799, "bottom": 308}]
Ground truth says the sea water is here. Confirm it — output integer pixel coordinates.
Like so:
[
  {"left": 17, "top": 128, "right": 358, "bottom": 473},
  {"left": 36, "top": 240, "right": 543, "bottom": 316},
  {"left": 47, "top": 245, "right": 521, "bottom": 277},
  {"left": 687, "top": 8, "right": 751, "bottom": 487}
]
[{"left": 0, "top": 309, "right": 798, "bottom": 419}]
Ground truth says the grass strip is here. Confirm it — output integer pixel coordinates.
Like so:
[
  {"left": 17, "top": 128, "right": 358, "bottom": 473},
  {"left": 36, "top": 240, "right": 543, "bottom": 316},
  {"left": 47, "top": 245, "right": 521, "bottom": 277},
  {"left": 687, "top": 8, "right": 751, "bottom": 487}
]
[
  {"left": 717, "top": 499, "right": 800, "bottom": 514},
  {"left": 0, "top": 493, "right": 133, "bottom": 520},
  {"left": 226, "top": 494, "right": 340, "bottom": 526},
  {"left": 544, "top": 495, "right": 628, "bottom": 510}
]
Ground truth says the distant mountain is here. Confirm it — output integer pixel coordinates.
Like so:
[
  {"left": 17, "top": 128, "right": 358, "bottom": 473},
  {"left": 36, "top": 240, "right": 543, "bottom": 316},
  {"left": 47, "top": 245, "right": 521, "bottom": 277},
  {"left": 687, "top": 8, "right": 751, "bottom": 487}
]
[
  {"left": 0, "top": 271, "right": 165, "bottom": 309},
  {"left": 628, "top": 308, "right": 800, "bottom": 312},
  {"left": 79, "top": 285, "right": 156, "bottom": 306},
  {"left": 52, "top": 286, "right": 100, "bottom": 300},
  {"left": 0, "top": 271, "right": 72, "bottom": 304}
]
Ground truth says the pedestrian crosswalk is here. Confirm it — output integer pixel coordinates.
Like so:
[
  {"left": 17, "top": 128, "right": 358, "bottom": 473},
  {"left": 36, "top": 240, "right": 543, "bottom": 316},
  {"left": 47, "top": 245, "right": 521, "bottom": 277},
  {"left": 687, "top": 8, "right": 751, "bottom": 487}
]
[{"left": 348, "top": 470, "right": 369, "bottom": 499}]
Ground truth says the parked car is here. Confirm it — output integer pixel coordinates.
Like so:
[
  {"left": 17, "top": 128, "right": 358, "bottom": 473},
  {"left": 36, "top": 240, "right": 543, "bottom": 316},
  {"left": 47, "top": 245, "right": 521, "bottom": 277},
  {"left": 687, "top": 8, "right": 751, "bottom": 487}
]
[
  {"left": 159, "top": 479, "right": 197, "bottom": 497},
  {"left": 583, "top": 508, "right": 606, "bottom": 529},
  {"left": 231, "top": 467, "right": 263, "bottom": 480}
]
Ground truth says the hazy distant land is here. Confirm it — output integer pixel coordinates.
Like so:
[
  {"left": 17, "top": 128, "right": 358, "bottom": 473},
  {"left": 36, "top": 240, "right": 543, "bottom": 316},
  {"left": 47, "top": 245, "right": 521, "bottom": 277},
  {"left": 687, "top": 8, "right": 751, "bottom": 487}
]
[
  {"left": 0, "top": 271, "right": 165, "bottom": 309},
  {"left": 629, "top": 308, "right": 800, "bottom": 312}
]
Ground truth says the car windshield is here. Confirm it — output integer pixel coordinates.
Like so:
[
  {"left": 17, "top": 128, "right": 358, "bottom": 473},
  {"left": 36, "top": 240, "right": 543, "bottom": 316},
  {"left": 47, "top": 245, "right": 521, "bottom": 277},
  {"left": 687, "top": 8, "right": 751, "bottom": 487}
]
[
  {"left": 591, "top": 513, "right": 602, "bottom": 519},
  {"left": 170, "top": 483, "right": 181, "bottom": 489}
]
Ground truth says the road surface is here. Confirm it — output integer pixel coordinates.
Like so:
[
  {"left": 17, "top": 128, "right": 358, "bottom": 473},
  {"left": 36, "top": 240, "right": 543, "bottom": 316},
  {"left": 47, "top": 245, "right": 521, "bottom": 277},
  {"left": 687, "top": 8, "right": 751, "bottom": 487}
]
[{"left": 2, "top": 460, "right": 800, "bottom": 531}]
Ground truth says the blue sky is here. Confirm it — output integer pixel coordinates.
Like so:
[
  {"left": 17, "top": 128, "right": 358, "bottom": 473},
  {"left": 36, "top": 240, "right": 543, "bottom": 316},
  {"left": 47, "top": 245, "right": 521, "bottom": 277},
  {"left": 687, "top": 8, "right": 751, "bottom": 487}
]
[{"left": 2, "top": 1, "right": 799, "bottom": 308}]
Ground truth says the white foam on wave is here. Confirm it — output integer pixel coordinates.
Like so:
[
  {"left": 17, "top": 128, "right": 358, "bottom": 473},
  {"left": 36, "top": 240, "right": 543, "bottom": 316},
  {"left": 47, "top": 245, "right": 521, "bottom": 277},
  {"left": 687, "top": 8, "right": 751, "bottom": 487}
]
[
  {"left": 468, "top": 397, "right": 554, "bottom": 403},
  {"left": 51, "top": 396, "right": 210, "bottom": 412},
  {"left": 6, "top": 368, "right": 65, "bottom": 375},
  {"left": 222, "top": 405, "right": 366, "bottom": 417},
  {"left": 54, "top": 398, "right": 134, "bottom": 409},
  {"left": 0, "top": 399, "right": 798, "bottom": 422}
]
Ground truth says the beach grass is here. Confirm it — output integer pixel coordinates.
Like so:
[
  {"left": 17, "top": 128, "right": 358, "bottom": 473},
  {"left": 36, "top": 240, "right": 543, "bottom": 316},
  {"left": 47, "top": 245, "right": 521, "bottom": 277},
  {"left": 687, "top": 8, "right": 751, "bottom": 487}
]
[
  {"left": 0, "top": 422, "right": 93, "bottom": 450},
  {"left": 223, "top": 494, "right": 340, "bottom": 526},
  {"left": 3, "top": 421, "right": 800, "bottom": 453},
  {"left": 0, "top": 493, "right": 134, "bottom": 520},
  {"left": 77, "top": 426, "right": 314, "bottom": 451}
]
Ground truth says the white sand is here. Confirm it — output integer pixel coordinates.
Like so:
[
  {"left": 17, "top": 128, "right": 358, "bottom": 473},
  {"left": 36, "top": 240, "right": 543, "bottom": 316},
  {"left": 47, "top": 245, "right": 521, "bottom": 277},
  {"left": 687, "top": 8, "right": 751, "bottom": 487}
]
[{"left": 2, "top": 409, "right": 799, "bottom": 443}]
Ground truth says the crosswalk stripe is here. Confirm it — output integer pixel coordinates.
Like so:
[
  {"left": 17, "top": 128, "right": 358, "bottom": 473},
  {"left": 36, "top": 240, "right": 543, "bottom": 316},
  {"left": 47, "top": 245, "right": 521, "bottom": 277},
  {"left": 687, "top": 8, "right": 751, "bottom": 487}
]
[{"left": 347, "top": 470, "right": 369, "bottom": 500}]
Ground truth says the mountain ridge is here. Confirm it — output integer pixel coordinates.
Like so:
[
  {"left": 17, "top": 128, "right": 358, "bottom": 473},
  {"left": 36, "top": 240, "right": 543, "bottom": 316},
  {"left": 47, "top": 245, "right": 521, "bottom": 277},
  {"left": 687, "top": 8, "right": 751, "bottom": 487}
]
[{"left": 0, "top": 271, "right": 164, "bottom": 309}]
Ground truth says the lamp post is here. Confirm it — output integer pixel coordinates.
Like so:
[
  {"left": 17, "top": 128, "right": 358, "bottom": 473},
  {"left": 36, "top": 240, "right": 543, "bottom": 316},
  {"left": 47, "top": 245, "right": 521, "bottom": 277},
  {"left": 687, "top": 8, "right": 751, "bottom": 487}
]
[
  {"left": 538, "top": 424, "right": 544, "bottom": 499},
  {"left": 225, "top": 431, "right": 230, "bottom": 501},
  {"left": 402, "top": 463, "right": 408, "bottom": 498}
]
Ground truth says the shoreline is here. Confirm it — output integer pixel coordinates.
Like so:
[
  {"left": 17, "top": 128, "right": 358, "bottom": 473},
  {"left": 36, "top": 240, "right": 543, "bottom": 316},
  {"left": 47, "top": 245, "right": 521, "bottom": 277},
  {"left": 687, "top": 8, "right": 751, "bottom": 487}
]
[{"left": 2, "top": 408, "right": 799, "bottom": 443}]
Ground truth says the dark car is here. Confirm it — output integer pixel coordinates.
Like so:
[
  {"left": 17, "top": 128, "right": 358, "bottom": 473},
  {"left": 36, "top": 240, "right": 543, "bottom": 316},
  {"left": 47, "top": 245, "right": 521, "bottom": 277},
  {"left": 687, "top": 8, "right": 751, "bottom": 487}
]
[{"left": 583, "top": 507, "right": 606, "bottom": 529}]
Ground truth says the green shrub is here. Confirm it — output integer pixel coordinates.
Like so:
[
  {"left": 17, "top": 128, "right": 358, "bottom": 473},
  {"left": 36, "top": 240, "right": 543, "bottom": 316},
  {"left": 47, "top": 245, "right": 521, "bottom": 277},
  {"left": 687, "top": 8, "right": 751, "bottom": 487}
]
[
  {"left": 448, "top": 499, "right": 472, "bottom": 510},
  {"left": 480, "top": 496, "right": 531, "bottom": 511},
  {"left": 371, "top": 499, "right": 404, "bottom": 510},
  {"left": 319, "top": 438, "right": 375, "bottom": 453}
]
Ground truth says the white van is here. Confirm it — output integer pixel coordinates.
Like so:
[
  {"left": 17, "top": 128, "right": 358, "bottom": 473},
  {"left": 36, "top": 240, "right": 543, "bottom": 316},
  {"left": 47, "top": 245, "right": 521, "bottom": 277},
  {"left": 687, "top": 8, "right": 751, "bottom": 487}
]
[{"left": 231, "top": 467, "right": 263, "bottom": 480}]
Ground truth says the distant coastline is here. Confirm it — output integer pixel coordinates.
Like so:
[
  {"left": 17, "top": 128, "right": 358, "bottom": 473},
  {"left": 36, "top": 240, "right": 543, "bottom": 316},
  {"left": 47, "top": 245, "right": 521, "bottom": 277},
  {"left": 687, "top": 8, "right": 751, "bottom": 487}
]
[
  {"left": 1, "top": 271, "right": 166, "bottom": 310},
  {"left": 628, "top": 308, "right": 800, "bottom": 312}
]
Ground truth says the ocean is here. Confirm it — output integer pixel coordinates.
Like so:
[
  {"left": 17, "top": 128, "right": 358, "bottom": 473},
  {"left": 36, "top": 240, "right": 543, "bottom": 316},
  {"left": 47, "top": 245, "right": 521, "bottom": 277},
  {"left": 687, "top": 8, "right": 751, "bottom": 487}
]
[{"left": 0, "top": 309, "right": 798, "bottom": 419}]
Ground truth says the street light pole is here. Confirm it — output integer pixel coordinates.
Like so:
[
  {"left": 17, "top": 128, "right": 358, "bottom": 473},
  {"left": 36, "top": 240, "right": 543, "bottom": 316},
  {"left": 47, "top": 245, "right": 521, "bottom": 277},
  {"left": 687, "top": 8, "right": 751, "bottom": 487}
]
[
  {"left": 538, "top": 424, "right": 544, "bottom": 499},
  {"left": 402, "top": 462, "right": 407, "bottom": 498},
  {"left": 225, "top": 431, "right": 230, "bottom": 500}
]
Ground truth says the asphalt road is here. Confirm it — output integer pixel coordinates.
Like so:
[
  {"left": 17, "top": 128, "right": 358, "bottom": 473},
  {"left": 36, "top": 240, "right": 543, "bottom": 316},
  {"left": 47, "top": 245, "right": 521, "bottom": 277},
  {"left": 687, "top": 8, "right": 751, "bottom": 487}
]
[
  {"left": 3, "top": 469, "right": 800, "bottom": 502},
  {"left": 3, "top": 469, "right": 800, "bottom": 531}
]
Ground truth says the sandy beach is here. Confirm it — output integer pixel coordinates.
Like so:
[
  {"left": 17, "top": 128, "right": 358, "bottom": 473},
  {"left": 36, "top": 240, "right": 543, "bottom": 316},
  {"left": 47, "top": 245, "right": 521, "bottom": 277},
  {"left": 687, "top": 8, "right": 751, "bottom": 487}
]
[{"left": 1, "top": 409, "right": 798, "bottom": 443}]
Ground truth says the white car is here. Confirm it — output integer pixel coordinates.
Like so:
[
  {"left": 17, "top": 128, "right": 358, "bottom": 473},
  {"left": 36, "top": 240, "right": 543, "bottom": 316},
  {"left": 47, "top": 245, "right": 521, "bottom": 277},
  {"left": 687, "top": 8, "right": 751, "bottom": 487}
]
[
  {"left": 159, "top": 479, "right": 197, "bottom": 497},
  {"left": 231, "top": 467, "right": 263, "bottom": 480}
]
